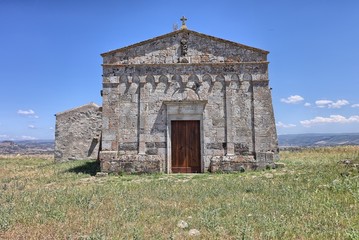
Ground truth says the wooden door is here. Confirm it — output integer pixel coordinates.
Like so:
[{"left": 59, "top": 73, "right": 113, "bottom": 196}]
[{"left": 171, "top": 120, "right": 201, "bottom": 173}]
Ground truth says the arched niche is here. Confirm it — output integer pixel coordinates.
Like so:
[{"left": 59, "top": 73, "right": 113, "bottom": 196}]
[
  {"left": 231, "top": 74, "right": 240, "bottom": 81},
  {"left": 156, "top": 75, "right": 169, "bottom": 93},
  {"left": 132, "top": 75, "right": 141, "bottom": 84},
  {"left": 145, "top": 75, "right": 156, "bottom": 93},
  {"left": 202, "top": 74, "right": 212, "bottom": 83},
  {"left": 215, "top": 75, "right": 225, "bottom": 82},
  {"left": 159, "top": 75, "right": 168, "bottom": 83},
  {"left": 119, "top": 75, "right": 128, "bottom": 83},
  {"left": 201, "top": 74, "right": 213, "bottom": 93},
  {"left": 214, "top": 75, "right": 225, "bottom": 92},
  {"left": 188, "top": 74, "right": 200, "bottom": 83},
  {"left": 171, "top": 74, "right": 184, "bottom": 91},
  {"left": 243, "top": 73, "right": 252, "bottom": 81},
  {"left": 187, "top": 74, "right": 201, "bottom": 92},
  {"left": 231, "top": 74, "right": 241, "bottom": 91}
]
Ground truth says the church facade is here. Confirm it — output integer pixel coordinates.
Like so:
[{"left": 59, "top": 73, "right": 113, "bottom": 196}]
[{"left": 55, "top": 25, "right": 278, "bottom": 173}]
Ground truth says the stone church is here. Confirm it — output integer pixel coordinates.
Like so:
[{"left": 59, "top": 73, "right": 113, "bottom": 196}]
[{"left": 55, "top": 19, "right": 278, "bottom": 173}]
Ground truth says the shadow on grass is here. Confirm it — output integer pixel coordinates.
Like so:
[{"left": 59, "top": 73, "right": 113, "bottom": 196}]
[{"left": 67, "top": 161, "right": 101, "bottom": 176}]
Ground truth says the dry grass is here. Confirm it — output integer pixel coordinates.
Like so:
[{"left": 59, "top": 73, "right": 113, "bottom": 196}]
[{"left": 0, "top": 147, "right": 358, "bottom": 239}]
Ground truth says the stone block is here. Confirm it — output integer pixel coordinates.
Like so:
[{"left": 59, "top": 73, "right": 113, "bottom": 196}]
[
  {"left": 146, "top": 148, "right": 158, "bottom": 155},
  {"left": 119, "top": 142, "right": 138, "bottom": 151},
  {"left": 102, "top": 132, "right": 116, "bottom": 141},
  {"left": 155, "top": 142, "right": 166, "bottom": 148}
]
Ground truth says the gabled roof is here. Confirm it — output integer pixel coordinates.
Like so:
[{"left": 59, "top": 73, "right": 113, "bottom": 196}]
[
  {"left": 55, "top": 102, "right": 100, "bottom": 117},
  {"left": 101, "top": 29, "right": 268, "bottom": 57}
]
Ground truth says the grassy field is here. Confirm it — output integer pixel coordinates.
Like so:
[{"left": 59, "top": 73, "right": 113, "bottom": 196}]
[{"left": 0, "top": 147, "right": 358, "bottom": 239}]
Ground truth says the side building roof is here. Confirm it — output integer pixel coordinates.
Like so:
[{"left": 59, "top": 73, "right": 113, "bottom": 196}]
[{"left": 55, "top": 102, "right": 101, "bottom": 117}]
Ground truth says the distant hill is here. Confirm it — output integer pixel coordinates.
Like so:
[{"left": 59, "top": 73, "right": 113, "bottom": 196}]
[
  {"left": 0, "top": 140, "right": 54, "bottom": 155},
  {"left": 278, "top": 133, "right": 359, "bottom": 147},
  {"left": 1, "top": 134, "right": 359, "bottom": 154}
]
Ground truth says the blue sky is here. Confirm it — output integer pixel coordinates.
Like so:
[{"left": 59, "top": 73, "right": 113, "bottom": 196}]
[{"left": 0, "top": 0, "right": 358, "bottom": 140}]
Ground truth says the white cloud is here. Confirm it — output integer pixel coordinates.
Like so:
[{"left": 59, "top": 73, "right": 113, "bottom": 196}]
[
  {"left": 49, "top": 127, "right": 54, "bottom": 130},
  {"left": 315, "top": 99, "right": 349, "bottom": 109},
  {"left": 17, "top": 109, "right": 35, "bottom": 115},
  {"left": 28, "top": 124, "right": 36, "bottom": 129},
  {"left": 315, "top": 100, "right": 332, "bottom": 108},
  {"left": 17, "top": 109, "right": 39, "bottom": 118},
  {"left": 330, "top": 100, "right": 349, "bottom": 108},
  {"left": 300, "top": 115, "right": 359, "bottom": 127},
  {"left": 276, "top": 121, "right": 296, "bottom": 128},
  {"left": 21, "top": 136, "right": 37, "bottom": 140},
  {"left": 304, "top": 102, "right": 311, "bottom": 107},
  {"left": 351, "top": 104, "right": 359, "bottom": 108},
  {"left": 281, "top": 95, "right": 304, "bottom": 104},
  {"left": 0, "top": 134, "right": 9, "bottom": 139}
]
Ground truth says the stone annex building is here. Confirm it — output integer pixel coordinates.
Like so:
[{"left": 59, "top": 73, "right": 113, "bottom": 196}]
[{"left": 55, "top": 20, "right": 278, "bottom": 173}]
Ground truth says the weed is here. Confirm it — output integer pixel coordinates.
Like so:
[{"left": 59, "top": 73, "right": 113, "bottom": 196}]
[{"left": 0, "top": 147, "right": 358, "bottom": 239}]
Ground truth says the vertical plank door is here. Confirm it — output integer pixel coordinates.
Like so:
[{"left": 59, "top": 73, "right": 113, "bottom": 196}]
[{"left": 171, "top": 120, "right": 201, "bottom": 173}]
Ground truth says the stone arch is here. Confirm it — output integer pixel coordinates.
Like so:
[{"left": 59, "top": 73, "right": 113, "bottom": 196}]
[
  {"left": 119, "top": 75, "right": 131, "bottom": 94},
  {"left": 145, "top": 74, "right": 156, "bottom": 93},
  {"left": 215, "top": 75, "right": 225, "bottom": 82},
  {"left": 201, "top": 74, "right": 213, "bottom": 93},
  {"left": 187, "top": 74, "right": 201, "bottom": 92},
  {"left": 202, "top": 74, "right": 212, "bottom": 83},
  {"left": 127, "top": 81, "right": 139, "bottom": 95},
  {"left": 128, "top": 75, "right": 140, "bottom": 94},
  {"left": 119, "top": 75, "right": 128, "bottom": 83},
  {"left": 231, "top": 74, "right": 240, "bottom": 81},
  {"left": 132, "top": 75, "right": 140, "bottom": 84},
  {"left": 172, "top": 74, "right": 184, "bottom": 92},
  {"left": 188, "top": 74, "right": 200, "bottom": 83},
  {"left": 146, "top": 74, "right": 155, "bottom": 83},
  {"left": 243, "top": 73, "right": 252, "bottom": 81},
  {"left": 231, "top": 74, "right": 241, "bottom": 92},
  {"left": 155, "top": 75, "right": 168, "bottom": 93},
  {"left": 172, "top": 74, "right": 182, "bottom": 82},
  {"left": 159, "top": 75, "right": 168, "bottom": 83},
  {"left": 158, "top": 75, "right": 169, "bottom": 93},
  {"left": 214, "top": 75, "right": 225, "bottom": 92}
]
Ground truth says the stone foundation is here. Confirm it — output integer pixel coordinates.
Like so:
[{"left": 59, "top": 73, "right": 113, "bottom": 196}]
[
  {"left": 100, "top": 152, "right": 161, "bottom": 173},
  {"left": 209, "top": 152, "right": 276, "bottom": 173}
]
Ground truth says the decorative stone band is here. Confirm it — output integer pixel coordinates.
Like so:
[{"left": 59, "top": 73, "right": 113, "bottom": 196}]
[
  {"left": 102, "top": 62, "right": 268, "bottom": 76},
  {"left": 102, "top": 61, "right": 269, "bottom": 67},
  {"left": 103, "top": 75, "right": 268, "bottom": 85},
  {"left": 101, "top": 76, "right": 269, "bottom": 93}
]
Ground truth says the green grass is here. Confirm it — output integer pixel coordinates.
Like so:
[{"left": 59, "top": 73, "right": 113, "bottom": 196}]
[{"left": 0, "top": 147, "right": 359, "bottom": 239}]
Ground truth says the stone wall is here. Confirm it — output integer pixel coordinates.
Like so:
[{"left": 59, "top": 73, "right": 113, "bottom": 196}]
[
  {"left": 99, "top": 29, "right": 278, "bottom": 173},
  {"left": 102, "top": 29, "right": 268, "bottom": 65},
  {"left": 55, "top": 103, "right": 102, "bottom": 162}
]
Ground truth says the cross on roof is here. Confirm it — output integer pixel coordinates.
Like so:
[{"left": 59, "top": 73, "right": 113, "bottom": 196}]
[{"left": 180, "top": 16, "right": 188, "bottom": 29}]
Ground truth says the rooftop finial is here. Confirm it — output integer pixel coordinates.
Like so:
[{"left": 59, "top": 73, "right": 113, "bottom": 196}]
[{"left": 180, "top": 16, "right": 188, "bottom": 29}]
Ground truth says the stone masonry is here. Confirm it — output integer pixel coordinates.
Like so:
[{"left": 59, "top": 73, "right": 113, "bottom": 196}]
[
  {"left": 54, "top": 25, "right": 278, "bottom": 173},
  {"left": 55, "top": 103, "right": 102, "bottom": 161},
  {"left": 98, "top": 28, "right": 278, "bottom": 173}
]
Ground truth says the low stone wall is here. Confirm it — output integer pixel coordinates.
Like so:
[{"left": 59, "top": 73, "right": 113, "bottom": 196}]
[
  {"left": 209, "top": 152, "right": 275, "bottom": 173},
  {"left": 100, "top": 154, "right": 161, "bottom": 174}
]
